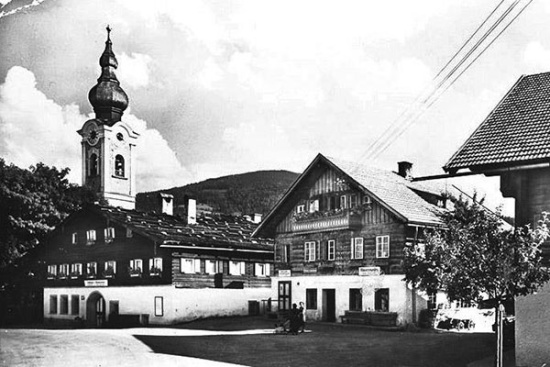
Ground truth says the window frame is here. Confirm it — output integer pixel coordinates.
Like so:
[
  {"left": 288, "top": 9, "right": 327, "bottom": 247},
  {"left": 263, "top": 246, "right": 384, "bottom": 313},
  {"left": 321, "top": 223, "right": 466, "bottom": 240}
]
[
  {"left": 180, "top": 258, "right": 200, "bottom": 274},
  {"left": 70, "top": 263, "right": 82, "bottom": 278},
  {"left": 114, "top": 154, "right": 125, "bottom": 177},
  {"left": 47, "top": 264, "right": 57, "bottom": 279},
  {"left": 306, "top": 288, "right": 318, "bottom": 310},
  {"left": 304, "top": 241, "right": 316, "bottom": 262},
  {"left": 60, "top": 295, "right": 69, "bottom": 315},
  {"left": 327, "top": 240, "right": 336, "bottom": 261},
  {"left": 49, "top": 295, "right": 58, "bottom": 314},
  {"left": 104, "top": 227, "right": 115, "bottom": 243},
  {"left": 352, "top": 237, "right": 364, "bottom": 260},
  {"left": 254, "top": 263, "right": 271, "bottom": 277},
  {"left": 150, "top": 257, "right": 163, "bottom": 275},
  {"left": 86, "top": 229, "right": 96, "bottom": 245},
  {"left": 349, "top": 288, "right": 363, "bottom": 311},
  {"left": 59, "top": 264, "right": 69, "bottom": 279},
  {"left": 70, "top": 295, "right": 80, "bottom": 315},
  {"left": 229, "top": 260, "right": 246, "bottom": 275},
  {"left": 376, "top": 235, "right": 390, "bottom": 258},
  {"left": 86, "top": 262, "right": 97, "bottom": 278},
  {"left": 129, "top": 259, "right": 143, "bottom": 276},
  {"left": 71, "top": 232, "right": 78, "bottom": 245}
]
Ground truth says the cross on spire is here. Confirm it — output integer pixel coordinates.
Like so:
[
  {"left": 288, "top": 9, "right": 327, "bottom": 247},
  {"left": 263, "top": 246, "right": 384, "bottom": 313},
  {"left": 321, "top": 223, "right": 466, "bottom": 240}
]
[{"left": 106, "top": 25, "right": 111, "bottom": 40}]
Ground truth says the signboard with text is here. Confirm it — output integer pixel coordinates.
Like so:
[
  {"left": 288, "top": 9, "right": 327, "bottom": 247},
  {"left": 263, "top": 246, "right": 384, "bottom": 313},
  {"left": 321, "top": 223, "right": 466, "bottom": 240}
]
[
  {"left": 84, "top": 279, "right": 108, "bottom": 287},
  {"left": 278, "top": 270, "right": 291, "bottom": 277},
  {"left": 359, "top": 266, "right": 381, "bottom": 276}
]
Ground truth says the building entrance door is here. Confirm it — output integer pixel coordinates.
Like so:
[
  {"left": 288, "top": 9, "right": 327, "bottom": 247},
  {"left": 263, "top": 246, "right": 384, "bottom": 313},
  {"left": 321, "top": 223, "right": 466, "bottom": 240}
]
[
  {"left": 322, "top": 289, "right": 336, "bottom": 322},
  {"left": 278, "top": 281, "right": 291, "bottom": 311},
  {"left": 86, "top": 291, "right": 106, "bottom": 327}
]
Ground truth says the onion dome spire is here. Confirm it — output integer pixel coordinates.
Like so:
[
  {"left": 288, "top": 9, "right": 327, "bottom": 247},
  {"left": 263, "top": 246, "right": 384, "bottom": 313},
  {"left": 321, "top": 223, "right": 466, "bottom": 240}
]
[{"left": 88, "top": 25, "right": 129, "bottom": 124}]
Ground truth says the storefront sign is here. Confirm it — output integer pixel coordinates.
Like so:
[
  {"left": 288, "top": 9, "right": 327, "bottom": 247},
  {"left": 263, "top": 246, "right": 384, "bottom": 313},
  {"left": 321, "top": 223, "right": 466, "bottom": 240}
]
[
  {"left": 359, "top": 266, "right": 381, "bottom": 276},
  {"left": 303, "top": 268, "right": 317, "bottom": 274},
  {"left": 278, "top": 270, "right": 291, "bottom": 277},
  {"left": 84, "top": 279, "right": 108, "bottom": 287}
]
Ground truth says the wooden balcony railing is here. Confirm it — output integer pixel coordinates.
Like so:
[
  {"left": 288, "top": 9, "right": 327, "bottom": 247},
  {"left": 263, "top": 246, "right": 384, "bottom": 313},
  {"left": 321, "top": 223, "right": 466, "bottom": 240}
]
[{"left": 292, "top": 210, "right": 362, "bottom": 234}]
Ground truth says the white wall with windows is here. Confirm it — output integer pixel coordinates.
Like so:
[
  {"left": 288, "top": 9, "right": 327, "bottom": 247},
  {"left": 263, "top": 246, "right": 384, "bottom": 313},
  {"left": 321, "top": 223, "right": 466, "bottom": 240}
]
[
  {"left": 44, "top": 285, "right": 271, "bottom": 325},
  {"left": 270, "top": 274, "right": 428, "bottom": 326}
]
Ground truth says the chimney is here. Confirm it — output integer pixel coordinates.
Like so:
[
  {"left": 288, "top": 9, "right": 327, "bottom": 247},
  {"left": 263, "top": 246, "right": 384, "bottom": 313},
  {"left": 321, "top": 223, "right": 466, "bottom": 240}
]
[
  {"left": 159, "top": 193, "right": 174, "bottom": 216},
  {"left": 253, "top": 213, "right": 263, "bottom": 224},
  {"left": 397, "top": 161, "right": 413, "bottom": 179},
  {"left": 187, "top": 197, "right": 197, "bottom": 225}
]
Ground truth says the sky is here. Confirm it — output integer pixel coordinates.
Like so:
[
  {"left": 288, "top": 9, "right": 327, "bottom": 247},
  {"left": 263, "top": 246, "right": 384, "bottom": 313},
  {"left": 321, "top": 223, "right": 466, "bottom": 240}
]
[{"left": 1, "top": 0, "right": 549, "bottom": 215}]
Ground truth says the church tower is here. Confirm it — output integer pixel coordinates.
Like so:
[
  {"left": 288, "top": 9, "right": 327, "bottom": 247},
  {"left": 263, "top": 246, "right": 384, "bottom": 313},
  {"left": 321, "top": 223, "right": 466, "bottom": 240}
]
[{"left": 78, "top": 27, "right": 139, "bottom": 209}]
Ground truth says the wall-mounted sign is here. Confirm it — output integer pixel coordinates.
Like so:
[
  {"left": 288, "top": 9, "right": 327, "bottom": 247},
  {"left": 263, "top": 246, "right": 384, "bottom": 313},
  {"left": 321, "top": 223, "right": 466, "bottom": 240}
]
[
  {"left": 359, "top": 266, "right": 381, "bottom": 276},
  {"left": 303, "top": 268, "right": 317, "bottom": 274},
  {"left": 278, "top": 270, "right": 291, "bottom": 277},
  {"left": 84, "top": 279, "right": 108, "bottom": 287}
]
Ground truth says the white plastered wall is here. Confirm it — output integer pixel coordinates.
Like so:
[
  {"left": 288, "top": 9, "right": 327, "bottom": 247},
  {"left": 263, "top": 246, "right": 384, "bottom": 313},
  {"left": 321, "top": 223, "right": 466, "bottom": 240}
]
[
  {"left": 44, "top": 285, "right": 271, "bottom": 325},
  {"left": 271, "top": 274, "right": 427, "bottom": 325}
]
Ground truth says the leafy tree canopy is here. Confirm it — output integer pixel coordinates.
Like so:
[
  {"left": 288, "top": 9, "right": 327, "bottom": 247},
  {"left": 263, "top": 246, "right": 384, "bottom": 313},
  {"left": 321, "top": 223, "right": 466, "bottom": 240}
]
[
  {"left": 404, "top": 195, "right": 550, "bottom": 305},
  {"left": 0, "top": 159, "right": 97, "bottom": 269}
]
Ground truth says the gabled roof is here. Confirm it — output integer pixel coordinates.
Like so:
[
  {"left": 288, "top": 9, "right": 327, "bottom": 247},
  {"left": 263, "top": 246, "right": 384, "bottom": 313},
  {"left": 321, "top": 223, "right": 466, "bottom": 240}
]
[
  {"left": 69, "top": 205, "right": 273, "bottom": 253},
  {"left": 445, "top": 72, "right": 550, "bottom": 173},
  {"left": 254, "top": 154, "right": 447, "bottom": 238}
]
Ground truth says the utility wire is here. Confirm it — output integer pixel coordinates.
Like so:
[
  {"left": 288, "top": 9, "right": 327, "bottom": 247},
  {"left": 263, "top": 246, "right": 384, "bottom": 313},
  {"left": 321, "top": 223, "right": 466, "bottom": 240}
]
[
  {"left": 365, "top": 0, "right": 523, "bottom": 162},
  {"left": 369, "top": 0, "right": 529, "bottom": 160},
  {"left": 356, "top": 0, "right": 529, "bottom": 166}
]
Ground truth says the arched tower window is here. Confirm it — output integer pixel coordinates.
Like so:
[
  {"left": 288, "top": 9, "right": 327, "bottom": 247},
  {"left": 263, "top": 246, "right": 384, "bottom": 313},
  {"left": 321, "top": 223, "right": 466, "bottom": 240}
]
[
  {"left": 89, "top": 154, "right": 99, "bottom": 176},
  {"left": 115, "top": 155, "right": 125, "bottom": 177}
]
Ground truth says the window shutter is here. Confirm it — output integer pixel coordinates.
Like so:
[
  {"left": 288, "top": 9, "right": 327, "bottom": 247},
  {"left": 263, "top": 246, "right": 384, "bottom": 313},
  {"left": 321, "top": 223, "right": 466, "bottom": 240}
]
[
  {"left": 266, "top": 263, "right": 271, "bottom": 276},
  {"left": 316, "top": 241, "right": 320, "bottom": 261},
  {"left": 350, "top": 238, "right": 354, "bottom": 259},
  {"left": 304, "top": 243, "right": 307, "bottom": 261}
]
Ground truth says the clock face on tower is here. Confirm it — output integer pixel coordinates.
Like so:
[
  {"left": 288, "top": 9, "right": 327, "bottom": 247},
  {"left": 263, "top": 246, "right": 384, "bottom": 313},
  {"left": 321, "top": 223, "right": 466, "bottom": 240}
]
[{"left": 86, "top": 122, "right": 99, "bottom": 146}]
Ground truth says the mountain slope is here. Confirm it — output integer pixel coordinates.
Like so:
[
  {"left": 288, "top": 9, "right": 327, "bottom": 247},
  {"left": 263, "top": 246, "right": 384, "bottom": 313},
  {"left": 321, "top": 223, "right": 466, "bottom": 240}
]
[{"left": 137, "top": 170, "right": 299, "bottom": 215}]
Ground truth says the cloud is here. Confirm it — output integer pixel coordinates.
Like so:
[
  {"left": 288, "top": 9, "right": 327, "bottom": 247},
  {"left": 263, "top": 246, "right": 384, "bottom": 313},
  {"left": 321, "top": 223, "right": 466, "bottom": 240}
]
[
  {"left": 0, "top": 0, "right": 48, "bottom": 19},
  {"left": 0, "top": 66, "right": 190, "bottom": 191},
  {"left": 117, "top": 52, "right": 153, "bottom": 89}
]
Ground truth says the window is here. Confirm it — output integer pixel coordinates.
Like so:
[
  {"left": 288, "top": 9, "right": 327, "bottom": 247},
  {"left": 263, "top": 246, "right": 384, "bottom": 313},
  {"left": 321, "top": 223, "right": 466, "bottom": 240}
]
[
  {"left": 129, "top": 259, "right": 143, "bottom": 276},
  {"left": 327, "top": 240, "right": 336, "bottom": 261},
  {"left": 229, "top": 261, "right": 246, "bottom": 275},
  {"left": 282, "top": 244, "right": 290, "bottom": 263},
  {"left": 59, "top": 264, "right": 69, "bottom": 278},
  {"left": 70, "top": 263, "right": 82, "bottom": 278},
  {"left": 71, "top": 232, "right": 78, "bottom": 245},
  {"left": 103, "top": 261, "right": 116, "bottom": 277},
  {"left": 60, "top": 295, "right": 69, "bottom": 314},
  {"left": 296, "top": 204, "right": 305, "bottom": 213},
  {"left": 309, "top": 199, "right": 319, "bottom": 213},
  {"left": 126, "top": 228, "right": 133, "bottom": 238},
  {"left": 205, "top": 260, "right": 223, "bottom": 274},
  {"left": 375, "top": 288, "right": 389, "bottom": 312},
  {"left": 255, "top": 263, "right": 271, "bottom": 277},
  {"left": 47, "top": 265, "right": 57, "bottom": 279},
  {"left": 181, "top": 258, "right": 200, "bottom": 274},
  {"left": 376, "top": 236, "right": 390, "bottom": 258},
  {"left": 306, "top": 289, "right": 317, "bottom": 310},
  {"left": 350, "top": 194, "right": 358, "bottom": 208},
  {"left": 86, "top": 229, "right": 96, "bottom": 245},
  {"left": 150, "top": 258, "right": 163, "bottom": 275},
  {"left": 349, "top": 288, "right": 362, "bottom": 311},
  {"left": 104, "top": 227, "right": 115, "bottom": 243},
  {"left": 340, "top": 195, "right": 348, "bottom": 209},
  {"left": 71, "top": 295, "right": 79, "bottom": 315},
  {"left": 86, "top": 262, "right": 97, "bottom": 278},
  {"left": 115, "top": 154, "right": 125, "bottom": 177},
  {"left": 155, "top": 296, "right": 164, "bottom": 317},
  {"left": 89, "top": 153, "right": 98, "bottom": 176},
  {"left": 351, "top": 237, "right": 364, "bottom": 260},
  {"left": 49, "top": 295, "right": 58, "bottom": 314},
  {"left": 304, "top": 241, "right": 316, "bottom": 262}
]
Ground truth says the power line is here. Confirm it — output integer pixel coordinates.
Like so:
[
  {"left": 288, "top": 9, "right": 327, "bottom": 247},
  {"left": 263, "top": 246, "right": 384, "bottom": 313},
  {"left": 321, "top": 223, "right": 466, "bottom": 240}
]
[
  {"left": 368, "top": 0, "right": 532, "bottom": 161},
  {"left": 356, "top": 0, "right": 530, "bottom": 166}
]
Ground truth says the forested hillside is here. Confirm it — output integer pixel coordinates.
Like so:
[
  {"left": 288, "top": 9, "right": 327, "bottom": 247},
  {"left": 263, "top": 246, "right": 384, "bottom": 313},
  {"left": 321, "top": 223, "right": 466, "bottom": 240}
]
[{"left": 137, "top": 170, "right": 299, "bottom": 215}]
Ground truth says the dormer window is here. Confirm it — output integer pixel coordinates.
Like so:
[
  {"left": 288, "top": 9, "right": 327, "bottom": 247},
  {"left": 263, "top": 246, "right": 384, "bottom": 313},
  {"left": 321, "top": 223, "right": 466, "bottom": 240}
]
[
  {"left": 296, "top": 204, "right": 305, "bottom": 213},
  {"left": 115, "top": 155, "right": 125, "bottom": 177},
  {"left": 309, "top": 199, "right": 319, "bottom": 213}
]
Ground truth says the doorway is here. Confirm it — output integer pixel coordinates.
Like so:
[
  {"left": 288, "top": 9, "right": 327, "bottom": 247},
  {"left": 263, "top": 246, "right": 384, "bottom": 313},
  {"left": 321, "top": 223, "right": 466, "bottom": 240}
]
[
  {"left": 322, "top": 289, "right": 336, "bottom": 322},
  {"left": 86, "top": 291, "right": 106, "bottom": 327},
  {"left": 278, "top": 281, "right": 291, "bottom": 311}
]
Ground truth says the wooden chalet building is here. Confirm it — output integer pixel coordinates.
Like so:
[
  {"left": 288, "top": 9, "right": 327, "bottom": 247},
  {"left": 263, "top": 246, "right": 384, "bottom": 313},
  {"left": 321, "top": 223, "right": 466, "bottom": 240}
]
[
  {"left": 40, "top": 29, "right": 272, "bottom": 327},
  {"left": 253, "top": 153, "right": 449, "bottom": 325},
  {"left": 445, "top": 71, "right": 550, "bottom": 367}
]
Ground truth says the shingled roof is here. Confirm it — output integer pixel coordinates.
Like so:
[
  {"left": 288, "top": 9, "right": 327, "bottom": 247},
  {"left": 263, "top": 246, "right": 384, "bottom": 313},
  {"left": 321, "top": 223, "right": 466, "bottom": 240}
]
[
  {"left": 445, "top": 72, "right": 550, "bottom": 173},
  {"left": 254, "top": 154, "right": 449, "bottom": 237},
  {"left": 91, "top": 205, "right": 273, "bottom": 252}
]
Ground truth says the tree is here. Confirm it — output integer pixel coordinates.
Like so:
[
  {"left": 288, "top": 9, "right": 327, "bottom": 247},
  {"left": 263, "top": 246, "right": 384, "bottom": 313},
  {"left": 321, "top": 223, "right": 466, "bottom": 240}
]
[
  {"left": 0, "top": 159, "right": 97, "bottom": 269},
  {"left": 404, "top": 195, "right": 550, "bottom": 307}
]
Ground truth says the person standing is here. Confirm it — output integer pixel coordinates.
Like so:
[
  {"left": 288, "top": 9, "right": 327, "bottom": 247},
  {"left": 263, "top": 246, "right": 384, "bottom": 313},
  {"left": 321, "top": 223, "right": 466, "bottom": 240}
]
[{"left": 299, "top": 301, "right": 306, "bottom": 333}]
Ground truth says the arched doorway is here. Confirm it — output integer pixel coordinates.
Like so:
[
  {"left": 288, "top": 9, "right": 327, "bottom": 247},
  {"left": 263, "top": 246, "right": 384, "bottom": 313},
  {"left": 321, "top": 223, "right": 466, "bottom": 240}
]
[{"left": 86, "top": 291, "right": 106, "bottom": 328}]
